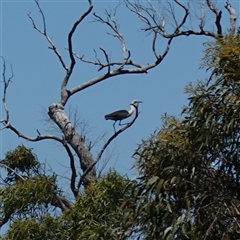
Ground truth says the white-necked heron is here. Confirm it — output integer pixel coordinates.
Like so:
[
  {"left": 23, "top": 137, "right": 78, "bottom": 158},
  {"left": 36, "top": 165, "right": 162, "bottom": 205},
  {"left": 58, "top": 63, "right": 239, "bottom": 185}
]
[{"left": 105, "top": 100, "right": 142, "bottom": 132}]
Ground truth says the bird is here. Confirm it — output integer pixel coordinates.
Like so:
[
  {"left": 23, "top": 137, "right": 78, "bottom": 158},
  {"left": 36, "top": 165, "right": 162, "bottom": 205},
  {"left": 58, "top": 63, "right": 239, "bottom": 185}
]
[{"left": 105, "top": 100, "right": 142, "bottom": 132}]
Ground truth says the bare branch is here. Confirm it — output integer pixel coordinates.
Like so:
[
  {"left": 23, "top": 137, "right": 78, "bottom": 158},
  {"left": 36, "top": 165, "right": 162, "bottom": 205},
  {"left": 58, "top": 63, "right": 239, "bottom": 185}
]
[
  {"left": 74, "top": 50, "right": 142, "bottom": 71},
  {"left": 0, "top": 57, "right": 13, "bottom": 129},
  {"left": 67, "top": 0, "right": 93, "bottom": 72},
  {"left": 28, "top": 1, "right": 67, "bottom": 70},
  {"left": 52, "top": 195, "right": 73, "bottom": 212},
  {"left": 0, "top": 163, "right": 25, "bottom": 181},
  {"left": 93, "top": 10, "right": 128, "bottom": 71},
  {"left": 173, "top": 0, "right": 189, "bottom": 32},
  {"left": 99, "top": 47, "right": 111, "bottom": 73},
  {"left": 4, "top": 122, "right": 65, "bottom": 143},
  {"left": 60, "top": 0, "right": 93, "bottom": 106},
  {"left": 206, "top": 0, "right": 222, "bottom": 35},
  {"left": 203, "top": 216, "right": 218, "bottom": 240},
  {"left": 199, "top": 1, "right": 205, "bottom": 30},
  {"left": 77, "top": 107, "right": 141, "bottom": 189},
  {"left": 1, "top": 60, "right": 58, "bottom": 147},
  {"left": 225, "top": 1, "right": 236, "bottom": 35},
  {"left": 125, "top": 0, "right": 226, "bottom": 38},
  {"left": 62, "top": 142, "right": 78, "bottom": 198}
]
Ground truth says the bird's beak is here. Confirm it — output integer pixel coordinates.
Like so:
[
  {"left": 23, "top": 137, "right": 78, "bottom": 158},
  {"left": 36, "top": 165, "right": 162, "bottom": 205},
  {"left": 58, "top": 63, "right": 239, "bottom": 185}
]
[{"left": 138, "top": 101, "right": 143, "bottom": 103}]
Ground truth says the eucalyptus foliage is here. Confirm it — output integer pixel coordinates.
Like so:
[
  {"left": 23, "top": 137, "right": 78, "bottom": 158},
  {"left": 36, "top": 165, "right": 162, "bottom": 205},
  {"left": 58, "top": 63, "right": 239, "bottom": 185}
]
[
  {"left": 124, "top": 34, "right": 240, "bottom": 239},
  {"left": 0, "top": 148, "right": 133, "bottom": 240}
]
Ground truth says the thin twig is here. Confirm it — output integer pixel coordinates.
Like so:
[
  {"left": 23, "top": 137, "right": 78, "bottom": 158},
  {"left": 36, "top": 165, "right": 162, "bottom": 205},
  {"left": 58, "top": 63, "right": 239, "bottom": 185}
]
[
  {"left": 0, "top": 163, "right": 25, "bottom": 181},
  {"left": 28, "top": 1, "right": 67, "bottom": 70}
]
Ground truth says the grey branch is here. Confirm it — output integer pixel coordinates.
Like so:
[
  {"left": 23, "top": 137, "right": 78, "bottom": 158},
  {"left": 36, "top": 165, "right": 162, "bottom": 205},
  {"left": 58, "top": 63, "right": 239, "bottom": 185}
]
[
  {"left": 60, "top": 0, "right": 93, "bottom": 106},
  {"left": 28, "top": 0, "right": 67, "bottom": 70},
  {"left": 93, "top": 9, "right": 128, "bottom": 70},
  {"left": 206, "top": 0, "right": 222, "bottom": 35},
  {"left": 125, "top": 0, "right": 235, "bottom": 38},
  {"left": 225, "top": 2, "right": 236, "bottom": 35},
  {"left": 63, "top": 142, "right": 78, "bottom": 198},
  {"left": 0, "top": 57, "right": 13, "bottom": 130},
  {"left": 52, "top": 195, "right": 74, "bottom": 212},
  {"left": 0, "top": 163, "right": 25, "bottom": 181}
]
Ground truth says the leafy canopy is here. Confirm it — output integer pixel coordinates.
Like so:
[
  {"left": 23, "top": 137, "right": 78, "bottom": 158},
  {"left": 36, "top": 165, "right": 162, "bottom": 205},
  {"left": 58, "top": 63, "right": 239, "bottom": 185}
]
[{"left": 124, "top": 33, "right": 240, "bottom": 239}]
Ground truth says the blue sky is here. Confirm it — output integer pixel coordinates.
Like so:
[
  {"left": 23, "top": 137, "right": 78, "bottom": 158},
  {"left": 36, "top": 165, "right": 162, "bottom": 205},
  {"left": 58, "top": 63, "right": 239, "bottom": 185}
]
[{"left": 1, "top": 1, "right": 239, "bottom": 192}]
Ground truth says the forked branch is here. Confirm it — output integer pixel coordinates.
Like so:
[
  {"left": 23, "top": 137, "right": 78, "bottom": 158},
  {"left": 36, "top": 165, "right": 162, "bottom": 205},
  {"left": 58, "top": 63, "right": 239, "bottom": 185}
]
[
  {"left": 0, "top": 57, "right": 13, "bottom": 129},
  {"left": 125, "top": 0, "right": 236, "bottom": 38},
  {"left": 28, "top": 0, "right": 67, "bottom": 70}
]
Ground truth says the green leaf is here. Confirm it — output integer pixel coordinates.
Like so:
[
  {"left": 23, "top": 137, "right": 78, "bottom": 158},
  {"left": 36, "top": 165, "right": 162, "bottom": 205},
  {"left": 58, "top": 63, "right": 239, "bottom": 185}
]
[{"left": 147, "top": 176, "right": 159, "bottom": 186}]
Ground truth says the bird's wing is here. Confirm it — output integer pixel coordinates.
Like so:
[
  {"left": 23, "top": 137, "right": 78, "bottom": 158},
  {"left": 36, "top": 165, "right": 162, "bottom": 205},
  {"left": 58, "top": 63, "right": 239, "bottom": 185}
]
[{"left": 105, "top": 110, "right": 129, "bottom": 120}]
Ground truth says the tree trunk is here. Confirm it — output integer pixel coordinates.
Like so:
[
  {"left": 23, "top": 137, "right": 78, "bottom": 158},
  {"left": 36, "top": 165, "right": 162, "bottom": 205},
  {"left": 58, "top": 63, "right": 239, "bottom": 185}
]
[{"left": 48, "top": 103, "right": 96, "bottom": 188}]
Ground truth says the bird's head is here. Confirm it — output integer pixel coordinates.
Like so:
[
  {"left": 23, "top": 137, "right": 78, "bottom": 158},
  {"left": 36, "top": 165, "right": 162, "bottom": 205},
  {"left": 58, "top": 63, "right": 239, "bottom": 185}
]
[{"left": 130, "top": 100, "right": 142, "bottom": 108}]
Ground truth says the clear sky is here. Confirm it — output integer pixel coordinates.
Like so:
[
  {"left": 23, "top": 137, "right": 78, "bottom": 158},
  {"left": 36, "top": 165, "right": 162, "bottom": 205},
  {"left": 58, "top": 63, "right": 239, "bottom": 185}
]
[{"left": 1, "top": 0, "right": 239, "bottom": 192}]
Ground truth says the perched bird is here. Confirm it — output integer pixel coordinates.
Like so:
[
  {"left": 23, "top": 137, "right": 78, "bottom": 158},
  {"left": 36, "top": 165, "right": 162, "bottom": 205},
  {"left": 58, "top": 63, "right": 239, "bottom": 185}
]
[{"left": 105, "top": 100, "right": 142, "bottom": 132}]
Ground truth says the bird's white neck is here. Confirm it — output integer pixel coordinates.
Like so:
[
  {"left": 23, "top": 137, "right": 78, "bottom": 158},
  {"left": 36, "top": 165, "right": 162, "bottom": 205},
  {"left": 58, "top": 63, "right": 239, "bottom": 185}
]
[{"left": 128, "top": 104, "right": 137, "bottom": 116}]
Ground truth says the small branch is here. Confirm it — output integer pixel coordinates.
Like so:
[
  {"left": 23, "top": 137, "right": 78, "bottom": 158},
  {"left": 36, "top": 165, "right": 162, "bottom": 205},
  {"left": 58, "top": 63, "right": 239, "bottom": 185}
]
[
  {"left": 0, "top": 57, "right": 13, "bottom": 127},
  {"left": 77, "top": 107, "right": 140, "bottom": 190},
  {"left": 152, "top": 31, "right": 159, "bottom": 59},
  {"left": 206, "top": 0, "right": 222, "bottom": 35},
  {"left": 203, "top": 216, "right": 218, "bottom": 240},
  {"left": 230, "top": 200, "right": 240, "bottom": 216},
  {"left": 74, "top": 50, "right": 141, "bottom": 71},
  {"left": 126, "top": 0, "right": 217, "bottom": 38},
  {"left": 62, "top": 0, "right": 93, "bottom": 88},
  {"left": 199, "top": 1, "right": 205, "bottom": 30},
  {"left": 225, "top": 1, "right": 236, "bottom": 35},
  {"left": 4, "top": 122, "right": 64, "bottom": 143},
  {"left": 173, "top": 0, "right": 189, "bottom": 33},
  {"left": 60, "top": 0, "right": 93, "bottom": 106},
  {"left": 67, "top": 0, "right": 93, "bottom": 71},
  {"left": 99, "top": 47, "right": 111, "bottom": 73},
  {"left": 28, "top": 1, "right": 67, "bottom": 70},
  {"left": 93, "top": 8, "right": 128, "bottom": 71},
  {"left": 0, "top": 163, "right": 25, "bottom": 181},
  {"left": 53, "top": 195, "right": 73, "bottom": 212},
  {"left": 62, "top": 142, "right": 78, "bottom": 198}
]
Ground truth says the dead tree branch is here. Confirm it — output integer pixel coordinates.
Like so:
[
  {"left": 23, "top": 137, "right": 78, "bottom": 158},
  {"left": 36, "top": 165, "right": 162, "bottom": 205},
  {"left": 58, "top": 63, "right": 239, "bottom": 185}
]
[
  {"left": 28, "top": 1, "right": 67, "bottom": 70},
  {"left": 125, "top": 0, "right": 236, "bottom": 38},
  {"left": 225, "top": 1, "right": 236, "bottom": 35},
  {"left": 60, "top": 0, "right": 93, "bottom": 105},
  {"left": 93, "top": 9, "right": 128, "bottom": 71},
  {"left": 0, "top": 163, "right": 25, "bottom": 181},
  {"left": 62, "top": 142, "right": 78, "bottom": 198},
  {"left": 1, "top": 59, "right": 63, "bottom": 143},
  {"left": 0, "top": 57, "right": 13, "bottom": 129},
  {"left": 206, "top": 0, "right": 222, "bottom": 35}
]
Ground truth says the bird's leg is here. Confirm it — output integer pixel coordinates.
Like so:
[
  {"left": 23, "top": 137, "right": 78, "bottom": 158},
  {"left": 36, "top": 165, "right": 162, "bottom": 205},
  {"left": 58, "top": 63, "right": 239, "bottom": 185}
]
[
  {"left": 113, "top": 121, "right": 117, "bottom": 133},
  {"left": 119, "top": 121, "right": 129, "bottom": 126}
]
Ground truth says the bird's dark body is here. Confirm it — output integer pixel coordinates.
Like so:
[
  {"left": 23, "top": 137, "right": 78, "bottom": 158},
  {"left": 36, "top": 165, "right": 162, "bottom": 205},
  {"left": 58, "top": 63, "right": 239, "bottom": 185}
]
[{"left": 105, "top": 110, "right": 129, "bottom": 121}]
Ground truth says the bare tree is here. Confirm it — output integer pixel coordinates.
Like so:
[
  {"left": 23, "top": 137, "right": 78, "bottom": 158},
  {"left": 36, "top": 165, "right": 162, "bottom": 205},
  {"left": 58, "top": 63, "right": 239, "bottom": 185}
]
[{"left": 0, "top": 0, "right": 237, "bottom": 215}]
